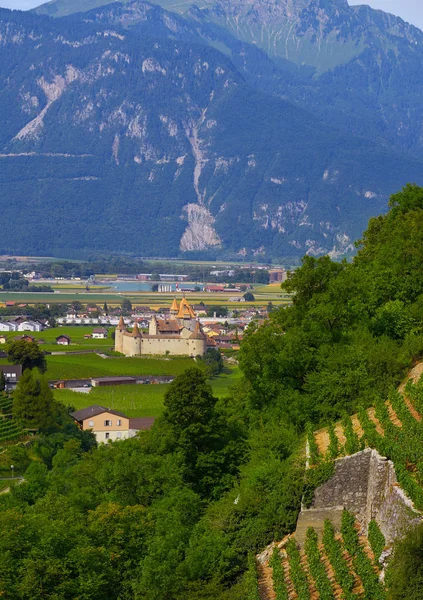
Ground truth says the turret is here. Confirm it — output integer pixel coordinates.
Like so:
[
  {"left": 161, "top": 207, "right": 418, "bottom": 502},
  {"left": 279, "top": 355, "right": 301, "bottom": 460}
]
[
  {"left": 130, "top": 321, "right": 142, "bottom": 356},
  {"left": 189, "top": 320, "right": 207, "bottom": 357},
  {"left": 170, "top": 297, "right": 179, "bottom": 316},
  {"left": 115, "top": 315, "right": 127, "bottom": 353},
  {"left": 149, "top": 315, "right": 158, "bottom": 336}
]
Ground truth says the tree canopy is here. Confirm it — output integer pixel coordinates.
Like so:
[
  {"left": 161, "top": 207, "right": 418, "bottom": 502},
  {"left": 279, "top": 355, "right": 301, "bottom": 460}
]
[{"left": 5, "top": 340, "right": 47, "bottom": 373}]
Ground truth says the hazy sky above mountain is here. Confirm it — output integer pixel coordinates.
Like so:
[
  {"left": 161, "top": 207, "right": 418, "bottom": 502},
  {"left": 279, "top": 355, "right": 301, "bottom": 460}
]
[{"left": 0, "top": 0, "right": 422, "bottom": 31}]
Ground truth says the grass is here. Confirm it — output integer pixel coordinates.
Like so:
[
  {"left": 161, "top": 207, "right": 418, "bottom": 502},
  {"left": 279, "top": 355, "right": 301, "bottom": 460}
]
[
  {"left": 0, "top": 480, "right": 10, "bottom": 492},
  {"left": 55, "top": 367, "right": 241, "bottom": 417},
  {"left": 0, "top": 326, "right": 113, "bottom": 353},
  {"left": 44, "top": 354, "right": 197, "bottom": 380}
]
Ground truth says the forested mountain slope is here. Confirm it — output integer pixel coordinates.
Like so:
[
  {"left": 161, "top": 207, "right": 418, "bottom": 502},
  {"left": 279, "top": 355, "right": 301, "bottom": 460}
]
[
  {"left": 36, "top": 0, "right": 423, "bottom": 158},
  {"left": 1, "top": 2, "right": 423, "bottom": 258}
]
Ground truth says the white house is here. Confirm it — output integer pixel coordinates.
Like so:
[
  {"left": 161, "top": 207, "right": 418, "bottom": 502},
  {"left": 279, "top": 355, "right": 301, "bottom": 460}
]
[
  {"left": 0, "top": 321, "right": 18, "bottom": 332},
  {"left": 92, "top": 328, "right": 108, "bottom": 339},
  {"left": 18, "top": 321, "right": 44, "bottom": 332}
]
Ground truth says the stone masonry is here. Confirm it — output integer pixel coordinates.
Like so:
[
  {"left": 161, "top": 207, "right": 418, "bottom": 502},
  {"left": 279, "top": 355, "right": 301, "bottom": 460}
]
[{"left": 295, "top": 449, "right": 422, "bottom": 547}]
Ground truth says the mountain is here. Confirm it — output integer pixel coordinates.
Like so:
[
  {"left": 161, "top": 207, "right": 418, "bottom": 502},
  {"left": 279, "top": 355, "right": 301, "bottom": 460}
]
[
  {"left": 36, "top": 0, "right": 423, "bottom": 158},
  {"left": 0, "top": 1, "right": 422, "bottom": 259}
]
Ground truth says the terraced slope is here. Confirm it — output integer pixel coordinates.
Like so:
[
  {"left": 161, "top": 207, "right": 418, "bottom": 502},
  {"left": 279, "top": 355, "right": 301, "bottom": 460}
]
[
  {"left": 258, "top": 511, "right": 385, "bottom": 600},
  {"left": 0, "top": 394, "right": 25, "bottom": 445},
  {"left": 308, "top": 370, "right": 423, "bottom": 511}
]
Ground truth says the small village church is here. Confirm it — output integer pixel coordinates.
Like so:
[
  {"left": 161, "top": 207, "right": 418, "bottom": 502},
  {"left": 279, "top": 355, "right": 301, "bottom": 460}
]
[{"left": 115, "top": 297, "right": 207, "bottom": 357}]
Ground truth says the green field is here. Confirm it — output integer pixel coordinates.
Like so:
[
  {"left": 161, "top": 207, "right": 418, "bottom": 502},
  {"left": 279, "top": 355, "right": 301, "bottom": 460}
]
[
  {"left": 0, "top": 288, "right": 291, "bottom": 307},
  {"left": 54, "top": 367, "right": 241, "bottom": 417},
  {"left": 0, "top": 326, "right": 113, "bottom": 353},
  {"left": 44, "top": 354, "right": 197, "bottom": 380},
  {"left": 0, "top": 291, "right": 126, "bottom": 304}
]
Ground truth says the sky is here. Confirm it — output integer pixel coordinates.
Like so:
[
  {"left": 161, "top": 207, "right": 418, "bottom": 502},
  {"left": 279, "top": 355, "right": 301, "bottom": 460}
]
[{"left": 0, "top": 0, "right": 423, "bottom": 31}]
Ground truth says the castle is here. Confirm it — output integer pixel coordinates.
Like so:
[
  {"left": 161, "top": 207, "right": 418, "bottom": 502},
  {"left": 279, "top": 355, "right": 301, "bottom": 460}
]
[{"left": 115, "top": 297, "right": 207, "bottom": 357}]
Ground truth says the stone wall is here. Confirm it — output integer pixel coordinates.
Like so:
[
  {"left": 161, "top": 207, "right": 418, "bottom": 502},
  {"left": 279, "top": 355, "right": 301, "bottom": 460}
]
[{"left": 295, "top": 449, "right": 422, "bottom": 547}]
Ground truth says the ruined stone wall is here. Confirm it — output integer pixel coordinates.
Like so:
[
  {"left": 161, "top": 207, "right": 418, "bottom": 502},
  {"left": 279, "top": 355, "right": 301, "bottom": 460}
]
[{"left": 295, "top": 449, "right": 422, "bottom": 548}]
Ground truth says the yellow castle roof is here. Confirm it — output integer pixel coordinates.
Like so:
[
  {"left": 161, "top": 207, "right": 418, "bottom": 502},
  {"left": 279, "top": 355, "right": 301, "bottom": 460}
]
[
  {"left": 177, "top": 297, "right": 196, "bottom": 319},
  {"left": 170, "top": 298, "right": 179, "bottom": 313}
]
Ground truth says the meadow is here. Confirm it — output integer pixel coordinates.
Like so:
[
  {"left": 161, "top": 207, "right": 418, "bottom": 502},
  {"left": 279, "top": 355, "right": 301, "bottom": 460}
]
[
  {"left": 0, "top": 326, "right": 113, "bottom": 353},
  {"left": 45, "top": 354, "right": 196, "bottom": 380},
  {"left": 54, "top": 367, "right": 241, "bottom": 417}
]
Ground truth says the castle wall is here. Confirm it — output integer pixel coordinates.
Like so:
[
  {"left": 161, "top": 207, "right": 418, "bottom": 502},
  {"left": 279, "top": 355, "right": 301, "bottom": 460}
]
[{"left": 141, "top": 337, "right": 206, "bottom": 357}]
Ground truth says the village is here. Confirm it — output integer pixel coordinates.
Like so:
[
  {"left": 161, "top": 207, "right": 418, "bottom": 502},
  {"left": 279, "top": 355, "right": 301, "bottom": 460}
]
[{"left": 0, "top": 270, "right": 285, "bottom": 446}]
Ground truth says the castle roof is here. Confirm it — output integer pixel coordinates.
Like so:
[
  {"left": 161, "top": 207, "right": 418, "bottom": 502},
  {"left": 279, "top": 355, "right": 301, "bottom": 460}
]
[
  {"left": 117, "top": 316, "right": 126, "bottom": 330},
  {"left": 170, "top": 298, "right": 179, "bottom": 313},
  {"left": 157, "top": 319, "right": 181, "bottom": 333},
  {"left": 131, "top": 322, "right": 142, "bottom": 338},
  {"left": 177, "top": 297, "right": 196, "bottom": 319},
  {"left": 190, "top": 320, "right": 207, "bottom": 340}
]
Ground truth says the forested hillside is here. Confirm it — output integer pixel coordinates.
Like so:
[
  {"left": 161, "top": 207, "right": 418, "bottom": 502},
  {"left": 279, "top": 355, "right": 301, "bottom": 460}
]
[
  {"left": 2, "top": 185, "right": 423, "bottom": 598},
  {"left": 1, "top": 2, "right": 423, "bottom": 258}
]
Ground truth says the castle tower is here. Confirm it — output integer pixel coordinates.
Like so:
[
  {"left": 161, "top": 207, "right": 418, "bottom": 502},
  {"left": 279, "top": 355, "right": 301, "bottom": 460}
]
[
  {"left": 177, "top": 297, "right": 196, "bottom": 329},
  {"left": 149, "top": 315, "right": 158, "bottom": 336},
  {"left": 130, "top": 321, "right": 142, "bottom": 356},
  {"left": 189, "top": 320, "right": 207, "bottom": 356},
  {"left": 170, "top": 298, "right": 179, "bottom": 316},
  {"left": 115, "top": 315, "right": 127, "bottom": 353}
]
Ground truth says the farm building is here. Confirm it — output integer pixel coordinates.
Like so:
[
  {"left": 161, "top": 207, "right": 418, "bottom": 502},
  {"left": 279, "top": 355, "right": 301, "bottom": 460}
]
[
  {"left": 91, "top": 377, "right": 136, "bottom": 387},
  {"left": 92, "top": 328, "right": 108, "bottom": 339},
  {"left": 56, "top": 335, "right": 71, "bottom": 346}
]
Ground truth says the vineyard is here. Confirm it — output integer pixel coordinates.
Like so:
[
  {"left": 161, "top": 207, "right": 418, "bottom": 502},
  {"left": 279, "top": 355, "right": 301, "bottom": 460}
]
[
  {"left": 255, "top": 511, "right": 386, "bottom": 600},
  {"left": 252, "top": 366, "right": 423, "bottom": 599},
  {"left": 0, "top": 394, "right": 24, "bottom": 444},
  {"left": 310, "top": 371, "right": 423, "bottom": 512}
]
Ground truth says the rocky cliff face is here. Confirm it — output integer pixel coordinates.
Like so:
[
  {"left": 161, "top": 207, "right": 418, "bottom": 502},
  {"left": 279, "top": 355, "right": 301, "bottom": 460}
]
[{"left": 0, "top": 0, "right": 421, "bottom": 259}]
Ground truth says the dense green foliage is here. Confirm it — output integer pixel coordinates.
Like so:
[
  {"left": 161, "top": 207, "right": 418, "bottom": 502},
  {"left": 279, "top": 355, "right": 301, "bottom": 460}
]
[
  {"left": 386, "top": 524, "right": 423, "bottom": 600},
  {"left": 13, "top": 370, "right": 59, "bottom": 431},
  {"left": 240, "top": 185, "right": 423, "bottom": 427},
  {"left": 5, "top": 340, "right": 47, "bottom": 373}
]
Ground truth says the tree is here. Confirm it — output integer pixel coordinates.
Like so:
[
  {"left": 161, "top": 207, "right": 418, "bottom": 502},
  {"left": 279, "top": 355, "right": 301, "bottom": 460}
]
[
  {"left": 0, "top": 371, "right": 5, "bottom": 392},
  {"left": 163, "top": 368, "right": 216, "bottom": 434},
  {"left": 202, "top": 348, "right": 224, "bottom": 376},
  {"left": 122, "top": 298, "right": 132, "bottom": 313},
  {"left": 5, "top": 340, "right": 47, "bottom": 373},
  {"left": 243, "top": 292, "right": 255, "bottom": 302},
  {"left": 71, "top": 300, "right": 82, "bottom": 312},
  {"left": 103, "top": 302, "right": 108, "bottom": 315},
  {"left": 163, "top": 369, "right": 246, "bottom": 499},
  {"left": 13, "top": 370, "right": 58, "bottom": 431},
  {"left": 207, "top": 306, "right": 228, "bottom": 318}
]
